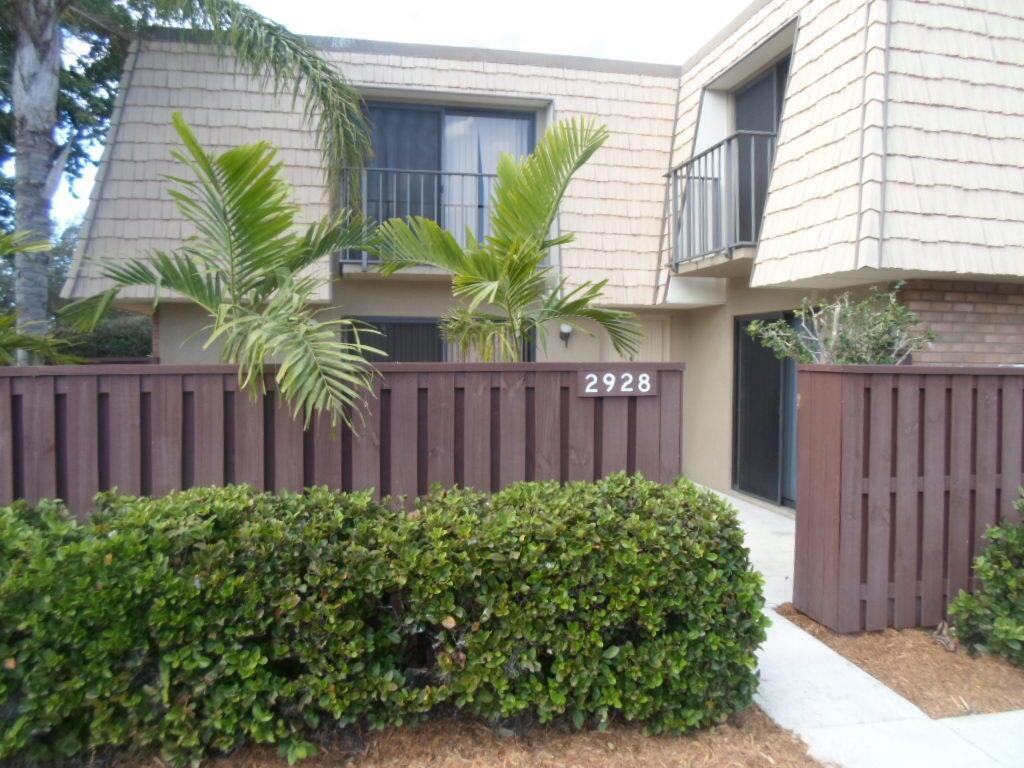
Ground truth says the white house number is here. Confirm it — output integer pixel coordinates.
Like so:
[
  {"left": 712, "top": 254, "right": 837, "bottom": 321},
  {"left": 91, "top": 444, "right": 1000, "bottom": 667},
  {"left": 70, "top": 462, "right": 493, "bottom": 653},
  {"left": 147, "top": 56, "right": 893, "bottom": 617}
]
[{"left": 579, "top": 371, "right": 656, "bottom": 397}]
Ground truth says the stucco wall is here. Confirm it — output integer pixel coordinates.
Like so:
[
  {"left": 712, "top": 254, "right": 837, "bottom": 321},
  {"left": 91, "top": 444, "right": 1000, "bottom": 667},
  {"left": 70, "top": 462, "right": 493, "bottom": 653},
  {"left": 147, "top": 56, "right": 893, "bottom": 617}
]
[{"left": 670, "top": 278, "right": 821, "bottom": 491}]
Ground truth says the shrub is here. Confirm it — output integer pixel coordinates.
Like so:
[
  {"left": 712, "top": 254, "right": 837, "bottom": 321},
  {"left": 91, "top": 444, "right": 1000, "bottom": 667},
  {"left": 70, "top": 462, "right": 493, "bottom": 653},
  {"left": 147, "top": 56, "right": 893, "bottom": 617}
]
[
  {"left": 747, "top": 283, "right": 934, "bottom": 365},
  {"left": 950, "top": 515, "right": 1024, "bottom": 668},
  {"left": 0, "top": 476, "right": 767, "bottom": 765},
  {"left": 58, "top": 312, "right": 153, "bottom": 359}
]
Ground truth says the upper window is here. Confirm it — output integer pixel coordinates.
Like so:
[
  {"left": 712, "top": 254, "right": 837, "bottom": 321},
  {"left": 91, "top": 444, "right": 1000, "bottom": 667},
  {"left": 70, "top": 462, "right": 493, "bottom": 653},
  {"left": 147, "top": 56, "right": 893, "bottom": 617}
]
[
  {"left": 359, "top": 104, "right": 534, "bottom": 243},
  {"left": 734, "top": 57, "right": 789, "bottom": 134}
]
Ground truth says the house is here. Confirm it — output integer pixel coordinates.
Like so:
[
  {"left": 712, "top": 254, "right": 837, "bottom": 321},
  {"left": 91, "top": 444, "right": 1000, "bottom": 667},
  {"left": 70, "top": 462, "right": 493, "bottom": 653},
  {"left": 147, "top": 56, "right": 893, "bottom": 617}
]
[{"left": 62, "top": 0, "right": 1024, "bottom": 505}]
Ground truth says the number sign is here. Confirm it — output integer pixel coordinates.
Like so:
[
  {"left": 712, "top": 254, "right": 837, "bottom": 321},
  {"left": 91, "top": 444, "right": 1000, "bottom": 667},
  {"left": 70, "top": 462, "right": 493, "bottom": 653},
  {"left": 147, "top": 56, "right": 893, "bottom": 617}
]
[{"left": 577, "top": 370, "right": 657, "bottom": 397}]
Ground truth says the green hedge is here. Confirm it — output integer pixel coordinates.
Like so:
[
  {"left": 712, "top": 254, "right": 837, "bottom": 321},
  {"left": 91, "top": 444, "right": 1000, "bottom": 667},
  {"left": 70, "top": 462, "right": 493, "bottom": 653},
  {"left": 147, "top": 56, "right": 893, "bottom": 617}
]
[
  {"left": 0, "top": 475, "right": 768, "bottom": 765},
  {"left": 950, "top": 513, "right": 1024, "bottom": 668}
]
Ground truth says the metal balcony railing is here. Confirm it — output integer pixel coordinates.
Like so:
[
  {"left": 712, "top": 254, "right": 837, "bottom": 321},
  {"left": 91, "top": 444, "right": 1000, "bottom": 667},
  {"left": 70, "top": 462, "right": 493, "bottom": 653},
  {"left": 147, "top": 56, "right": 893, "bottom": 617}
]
[
  {"left": 339, "top": 167, "right": 498, "bottom": 269},
  {"left": 669, "top": 130, "right": 777, "bottom": 265}
]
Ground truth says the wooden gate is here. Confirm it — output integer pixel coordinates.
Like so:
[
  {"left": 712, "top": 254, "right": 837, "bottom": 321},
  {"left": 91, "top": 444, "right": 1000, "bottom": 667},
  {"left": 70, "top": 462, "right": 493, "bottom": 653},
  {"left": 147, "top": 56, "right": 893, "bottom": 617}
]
[{"left": 795, "top": 365, "right": 1024, "bottom": 632}]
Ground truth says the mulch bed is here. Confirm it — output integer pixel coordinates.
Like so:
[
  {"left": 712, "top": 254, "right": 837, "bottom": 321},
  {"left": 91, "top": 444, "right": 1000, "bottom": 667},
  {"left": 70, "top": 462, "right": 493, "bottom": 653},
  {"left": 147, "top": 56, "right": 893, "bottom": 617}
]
[
  {"left": 208, "top": 707, "right": 818, "bottom": 768},
  {"left": 777, "top": 603, "right": 1024, "bottom": 719}
]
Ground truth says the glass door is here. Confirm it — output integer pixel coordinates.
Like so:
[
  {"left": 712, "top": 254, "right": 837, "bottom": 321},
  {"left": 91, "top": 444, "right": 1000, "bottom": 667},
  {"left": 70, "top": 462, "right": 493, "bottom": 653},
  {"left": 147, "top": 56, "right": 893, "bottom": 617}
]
[{"left": 442, "top": 111, "right": 532, "bottom": 243}]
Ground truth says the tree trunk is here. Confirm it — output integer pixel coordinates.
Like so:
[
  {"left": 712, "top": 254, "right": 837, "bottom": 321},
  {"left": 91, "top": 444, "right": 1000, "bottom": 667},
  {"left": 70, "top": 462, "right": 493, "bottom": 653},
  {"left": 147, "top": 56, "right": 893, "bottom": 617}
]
[{"left": 12, "top": 0, "right": 63, "bottom": 362}]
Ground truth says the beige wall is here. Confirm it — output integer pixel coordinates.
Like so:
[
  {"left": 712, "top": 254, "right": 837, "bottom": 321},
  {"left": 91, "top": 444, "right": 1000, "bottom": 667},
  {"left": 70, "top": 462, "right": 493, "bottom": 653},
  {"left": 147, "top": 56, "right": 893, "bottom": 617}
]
[
  {"left": 670, "top": 278, "right": 819, "bottom": 491},
  {"left": 155, "top": 279, "right": 677, "bottom": 366}
]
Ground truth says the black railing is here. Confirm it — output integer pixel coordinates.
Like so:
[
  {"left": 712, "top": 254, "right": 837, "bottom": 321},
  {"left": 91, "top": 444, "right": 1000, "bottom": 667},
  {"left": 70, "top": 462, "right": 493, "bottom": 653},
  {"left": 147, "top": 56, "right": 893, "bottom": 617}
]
[
  {"left": 670, "top": 131, "right": 776, "bottom": 265},
  {"left": 339, "top": 168, "right": 498, "bottom": 269}
]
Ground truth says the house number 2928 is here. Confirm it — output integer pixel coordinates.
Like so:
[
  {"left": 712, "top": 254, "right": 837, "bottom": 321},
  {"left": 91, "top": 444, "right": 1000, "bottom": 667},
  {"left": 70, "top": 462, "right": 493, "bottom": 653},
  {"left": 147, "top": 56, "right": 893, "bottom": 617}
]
[{"left": 578, "top": 371, "right": 657, "bottom": 397}]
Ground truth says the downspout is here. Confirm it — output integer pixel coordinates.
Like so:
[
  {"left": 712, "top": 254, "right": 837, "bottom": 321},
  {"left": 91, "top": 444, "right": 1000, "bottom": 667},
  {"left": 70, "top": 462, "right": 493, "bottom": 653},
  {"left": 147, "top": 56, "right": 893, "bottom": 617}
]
[{"left": 653, "top": 73, "right": 685, "bottom": 306}]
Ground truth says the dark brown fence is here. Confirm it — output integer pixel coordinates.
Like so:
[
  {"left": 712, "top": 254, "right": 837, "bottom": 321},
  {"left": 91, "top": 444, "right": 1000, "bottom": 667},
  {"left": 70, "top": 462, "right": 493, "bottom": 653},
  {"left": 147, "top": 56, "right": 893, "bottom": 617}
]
[
  {"left": 0, "top": 362, "right": 684, "bottom": 518},
  {"left": 795, "top": 365, "right": 1024, "bottom": 633}
]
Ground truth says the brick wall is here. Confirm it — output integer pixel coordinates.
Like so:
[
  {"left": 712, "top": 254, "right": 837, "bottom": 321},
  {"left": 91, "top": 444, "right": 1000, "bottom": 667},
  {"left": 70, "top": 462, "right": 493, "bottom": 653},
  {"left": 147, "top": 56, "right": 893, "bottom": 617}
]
[{"left": 900, "top": 280, "right": 1024, "bottom": 365}]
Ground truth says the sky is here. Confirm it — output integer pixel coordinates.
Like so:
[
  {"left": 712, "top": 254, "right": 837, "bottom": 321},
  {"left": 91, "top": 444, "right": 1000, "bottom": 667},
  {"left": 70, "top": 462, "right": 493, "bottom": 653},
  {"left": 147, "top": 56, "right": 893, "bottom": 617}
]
[{"left": 52, "top": 0, "right": 754, "bottom": 227}]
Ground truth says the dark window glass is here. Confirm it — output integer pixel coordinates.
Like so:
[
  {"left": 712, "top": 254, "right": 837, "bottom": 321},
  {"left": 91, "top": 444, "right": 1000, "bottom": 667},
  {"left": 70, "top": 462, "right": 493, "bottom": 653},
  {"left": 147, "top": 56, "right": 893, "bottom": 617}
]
[
  {"left": 364, "top": 106, "right": 443, "bottom": 223},
  {"left": 361, "top": 319, "right": 445, "bottom": 363}
]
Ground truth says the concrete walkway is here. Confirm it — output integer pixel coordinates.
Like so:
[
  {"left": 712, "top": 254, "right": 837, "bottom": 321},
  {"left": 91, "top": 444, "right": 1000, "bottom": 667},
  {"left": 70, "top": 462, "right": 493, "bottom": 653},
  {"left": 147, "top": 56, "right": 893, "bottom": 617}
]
[{"left": 726, "top": 491, "right": 1024, "bottom": 768}]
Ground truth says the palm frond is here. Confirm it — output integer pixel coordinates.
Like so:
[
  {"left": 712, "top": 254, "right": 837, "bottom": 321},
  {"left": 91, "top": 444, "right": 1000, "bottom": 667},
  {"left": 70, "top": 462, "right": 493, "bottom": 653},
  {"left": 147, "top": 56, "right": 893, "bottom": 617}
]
[
  {"left": 486, "top": 118, "right": 608, "bottom": 250},
  {"left": 0, "top": 231, "right": 50, "bottom": 259},
  {"left": 209, "top": 283, "right": 382, "bottom": 428},
  {"left": 0, "top": 315, "right": 81, "bottom": 365},
  {"left": 441, "top": 309, "right": 518, "bottom": 363},
  {"left": 156, "top": 0, "right": 371, "bottom": 185},
  {"left": 58, "top": 288, "right": 120, "bottom": 333},
  {"left": 375, "top": 216, "right": 473, "bottom": 275},
  {"left": 535, "top": 278, "right": 643, "bottom": 359}
]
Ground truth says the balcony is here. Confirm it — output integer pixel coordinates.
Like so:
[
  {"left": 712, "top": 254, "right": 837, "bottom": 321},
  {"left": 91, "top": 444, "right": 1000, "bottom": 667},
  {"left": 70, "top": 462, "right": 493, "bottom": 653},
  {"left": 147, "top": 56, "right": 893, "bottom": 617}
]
[
  {"left": 339, "top": 167, "right": 498, "bottom": 270},
  {"left": 669, "top": 130, "right": 777, "bottom": 267}
]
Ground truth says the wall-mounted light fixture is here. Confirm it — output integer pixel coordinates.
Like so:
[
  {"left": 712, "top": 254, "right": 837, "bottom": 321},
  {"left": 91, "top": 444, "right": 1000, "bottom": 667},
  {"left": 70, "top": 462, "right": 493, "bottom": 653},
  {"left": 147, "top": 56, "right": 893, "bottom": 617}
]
[{"left": 559, "top": 323, "right": 573, "bottom": 348}]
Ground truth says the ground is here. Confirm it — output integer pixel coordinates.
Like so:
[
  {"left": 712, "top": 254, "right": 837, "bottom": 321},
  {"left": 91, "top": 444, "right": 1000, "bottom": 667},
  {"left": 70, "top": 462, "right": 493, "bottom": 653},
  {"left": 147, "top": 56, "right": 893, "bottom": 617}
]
[
  {"left": 777, "top": 603, "right": 1024, "bottom": 719},
  {"left": 210, "top": 708, "right": 818, "bottom": 768}
]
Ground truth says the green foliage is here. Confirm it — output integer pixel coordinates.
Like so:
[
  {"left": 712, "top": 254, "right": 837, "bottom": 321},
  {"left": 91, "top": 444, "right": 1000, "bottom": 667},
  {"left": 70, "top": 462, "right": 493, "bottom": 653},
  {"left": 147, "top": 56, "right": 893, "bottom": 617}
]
[
  {"left": 57, "top": 312, "right": 152, "bottom": 358},
  {"left": 376, "top": 119, "right": 642, "bottom": 361},
  {"left": 746, "top": 284, "right": 935, "bottom": 365},
  {"left": 0, "top": 475, "right": 768, "bottom": 765},
  {"left": 1, "top": 3, "right": 130, "bottom": 232},
  {"left": 950, "top": 514, "right": 1024, "bottom": 668},
  {"left": 1, "top": 0, "right": 369, "bottom": 233},
  {"left": 61, "top": 115, "right": 379, "bottom": 425}
]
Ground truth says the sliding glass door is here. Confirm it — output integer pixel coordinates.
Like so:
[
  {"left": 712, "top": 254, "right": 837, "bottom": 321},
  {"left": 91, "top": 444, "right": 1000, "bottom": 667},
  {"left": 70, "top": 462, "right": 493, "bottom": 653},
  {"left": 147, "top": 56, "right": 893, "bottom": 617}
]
[{"left": 442, "top": 112, "right": 532, "bottom": 242}]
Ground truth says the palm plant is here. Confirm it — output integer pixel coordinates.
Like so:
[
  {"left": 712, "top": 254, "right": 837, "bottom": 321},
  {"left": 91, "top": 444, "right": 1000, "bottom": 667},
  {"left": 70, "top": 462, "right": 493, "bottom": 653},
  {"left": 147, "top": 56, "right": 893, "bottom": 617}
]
[
  {"left": 375, "top": 118, "right": 642, "bottom": 362},
  {"left": 62, "top": 113, "right": 380, "bottom": 426}
]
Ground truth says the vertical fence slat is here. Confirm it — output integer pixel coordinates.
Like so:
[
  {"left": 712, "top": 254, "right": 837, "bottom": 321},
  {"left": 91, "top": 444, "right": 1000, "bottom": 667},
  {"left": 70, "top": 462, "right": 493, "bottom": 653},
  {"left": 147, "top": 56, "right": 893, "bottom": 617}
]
[
  {"left": 948, "top": 376, "right": 974, "bottom": 606},
  {"left": 0, "top": 379, "right": 12, "bottom": 505},
  {"left": 65, "top": 377, "right": 99, "bottom": 518},
  {"left": 865, "top": 375, "right": 893, "bottom": 631},
  {"left": 106, "top": 376, "right": 142, "bottom": 495},
  {"left": 462, "top": 373, "right": 491, "bottom": 491},
  {"left": 351, "top": 381, "right": 381, "bottom": 499},
  {"left": 920, "top": 376, "right": 948, "bottom": 626},
  {"left": 567, "top": 392, "right": 595, "bottom": 482},
  {"left": 894, "top": 376, "right": 920, "bottom": 629},
  {"left": 426, "top": 372, "right": 455, "bottom": 488},
  {"left": 533, "top": 372, "right": 561, "bottom": 481},
  {"left": 150, "top": 374, "right": 183, "bottom": 497},
  {"left": 1001, "top": 376, "right": 1023, "bottom": 525},
  {"left": 658, "top": 371, "right": 683, "bottom": 483},
  {"left": 601, "top": 398, "right": 629, "bottom": 474},
  {"left": 975, "top": 377, "right": 999, "bottom": 559},
  {"left": 634, "top": 393, "right": 661, "bottom": 480},
  {"left": 233, "top": 389, "right": 265, "bottom": 488},
  {"left": 273, "top": 389, "right": 305, "bottom": 492},
  {"left": 499, "top": 372, "right": 527, "bottom": 487},
  {"left": 312, "top": 411, "right": 342, "bottom": 490},
  {"left": 389, "top": 373, "right": 418, "bottom": 502},
  {"left": 193, "top": 375, "right": 225, "bottom": 487},
  {"left": 838, "top": 373, "right": 866, "bottom": 632},
  {"left": 22, "top": 377, "right": 57, "bottom": 504},
  {"left": 794, "top": 371, "right": 844, "bottom": 628}
]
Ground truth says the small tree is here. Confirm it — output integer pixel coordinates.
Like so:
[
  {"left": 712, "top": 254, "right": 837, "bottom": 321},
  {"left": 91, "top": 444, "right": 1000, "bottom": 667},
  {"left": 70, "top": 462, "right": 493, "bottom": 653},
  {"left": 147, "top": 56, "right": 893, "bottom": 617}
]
[
  {"left": 375, "top": 119, "right": 642, "bottom": 362},
  {"left": 62, "top": 114, "right": 379, "bottom": 426},
  {"left": 747, "top": 284, "right": 934, "bottom": 365}
]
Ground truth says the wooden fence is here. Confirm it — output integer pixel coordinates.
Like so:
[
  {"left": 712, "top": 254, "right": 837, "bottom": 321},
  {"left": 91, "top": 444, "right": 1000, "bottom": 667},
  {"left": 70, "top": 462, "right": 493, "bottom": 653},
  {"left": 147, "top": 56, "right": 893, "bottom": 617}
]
[
  {"left": 795, "top": 365, "right": 1024, "bottom": 633},
  {"left": 0, "top": 363, "right": 683, "bottom": 518}
]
